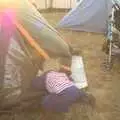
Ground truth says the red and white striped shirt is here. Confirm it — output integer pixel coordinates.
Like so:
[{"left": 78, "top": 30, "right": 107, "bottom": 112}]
[{"left": 45, "top": 71, "right": 74, "bottom": 94}]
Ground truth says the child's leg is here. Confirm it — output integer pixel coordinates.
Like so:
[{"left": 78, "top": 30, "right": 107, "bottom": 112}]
[
  {"left": 41, "top": 94, "right": 70, "bottom": 112},
  {"left": 41, "top": 86, "right": 83, "bottom": 112}
]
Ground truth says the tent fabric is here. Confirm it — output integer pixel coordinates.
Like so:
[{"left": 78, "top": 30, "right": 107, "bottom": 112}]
[
  {"left": 57, "top": 0, "right": 113, "bottom": 33},
  {"left": 4, "top": 38, "right": 23, "bottom": 88},
  {"left": 4, "top": 36, "right": 42, "bottom": 94},
  {"left": 0, "top": 0, "right": 72, "bottom": 90},
  {"left": 0, "top": 11, "right": 15, "bottom": 88},
  {"left": 0, "top": 0, "right": 71, "bottom": 57}
]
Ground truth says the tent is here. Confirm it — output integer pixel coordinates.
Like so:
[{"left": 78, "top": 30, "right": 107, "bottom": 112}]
[
  {"left": 32, "top": 0, "right": 76, "bottom": 9},
  {"left": 57, "top": 0, "right": 113, "bottom": 33},
  {"left": 0, "top": 0, "right": 71, "bottom": 57},
  {"left": 0, "top": 0, "right": 71, "bottom": 90}
]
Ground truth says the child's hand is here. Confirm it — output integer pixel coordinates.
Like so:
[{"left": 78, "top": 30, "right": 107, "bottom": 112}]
[{"left": 59, "top": 66, "right": 71, "bottom": 76}]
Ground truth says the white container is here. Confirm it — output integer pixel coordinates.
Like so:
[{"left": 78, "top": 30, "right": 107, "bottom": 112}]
[{"left": 71, "top": 56, "right": 88, "bottom": 89}]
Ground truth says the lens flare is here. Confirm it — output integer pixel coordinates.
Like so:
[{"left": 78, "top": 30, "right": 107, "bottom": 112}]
[{"left": 0, "top": 8, "right": 16, "bottom": 41}]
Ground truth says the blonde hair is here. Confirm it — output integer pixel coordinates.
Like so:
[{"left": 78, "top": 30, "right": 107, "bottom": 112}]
[{"left": 43, "top": 59, "right": 60, "bottom": 72}]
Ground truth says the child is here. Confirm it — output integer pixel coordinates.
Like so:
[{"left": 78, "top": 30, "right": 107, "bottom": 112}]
[{"left": 32, "top": 60, "right": 95, "bottom": 112}]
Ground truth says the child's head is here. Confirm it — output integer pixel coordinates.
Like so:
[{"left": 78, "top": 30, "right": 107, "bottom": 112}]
[
  {"left": 43, "top": 59, "right": 60, "bottom": 72},
  {"left": 58, "top": 57, "right": 71, "bottom": 76}
]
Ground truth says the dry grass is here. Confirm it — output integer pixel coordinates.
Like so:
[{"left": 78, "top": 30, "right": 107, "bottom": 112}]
[{"left": 42, "top": 12, "right": 120, "bottom": 120}]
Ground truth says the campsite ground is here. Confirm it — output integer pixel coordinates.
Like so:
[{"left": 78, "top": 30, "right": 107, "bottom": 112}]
[
  {"left": 42, "top": 12, "right": 120, "bottom": 120},
  {"left": 1, "top": 12, "right": 120, "bottom": 120}
]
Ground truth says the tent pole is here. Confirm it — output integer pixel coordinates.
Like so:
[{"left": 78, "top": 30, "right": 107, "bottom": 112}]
[
  {"left": 70, "top": 0, "right": 72, "bottom": 8},
  {"left": 45, "top": 0, "right": 47, "bottom": 9},
  {"left": 49, "top": 0, "right": 53, "bottom": 9}
]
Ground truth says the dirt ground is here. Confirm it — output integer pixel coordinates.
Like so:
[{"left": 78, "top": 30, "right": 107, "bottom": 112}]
[
  {"left": 42, "top": 12, "right": 120, "bottom": 120},
  {"left": 1, "top": 12, "right": 120, "bottom": 120}
]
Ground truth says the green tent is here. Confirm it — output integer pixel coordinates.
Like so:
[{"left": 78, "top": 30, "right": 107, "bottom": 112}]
[{"left": 0, "top": 0, "right": 72, "bottom": 103}]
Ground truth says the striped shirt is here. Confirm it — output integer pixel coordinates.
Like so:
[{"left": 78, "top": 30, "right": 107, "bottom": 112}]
[{"left": 45, "top": 71, "right": 74, "bottom": 94}]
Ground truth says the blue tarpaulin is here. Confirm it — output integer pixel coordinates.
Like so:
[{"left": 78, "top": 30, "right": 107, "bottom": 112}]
[{"left": 57, "top": 0, "right": 113, "bottom": 33}]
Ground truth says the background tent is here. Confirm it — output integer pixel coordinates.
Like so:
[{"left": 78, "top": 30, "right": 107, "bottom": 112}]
[{"left": 57, "top": 0, "right": 113, "bottom": 33}]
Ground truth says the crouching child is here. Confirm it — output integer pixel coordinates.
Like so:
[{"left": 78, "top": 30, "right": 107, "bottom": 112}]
[{"left": 32, "top": 65, "right": 95, "bottom": 112}]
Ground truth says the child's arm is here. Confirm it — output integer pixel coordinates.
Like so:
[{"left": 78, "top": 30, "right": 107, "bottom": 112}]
[{"left": 32, "top": 73, "right": 46, "bottom": 91}]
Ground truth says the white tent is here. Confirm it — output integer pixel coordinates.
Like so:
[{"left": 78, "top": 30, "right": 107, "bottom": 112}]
[
  {"left": 57, "top": 0, "right": 113, "bottom": 33},
  {"left": 34, "top": 0, "right": 76, "bottom": 9}
]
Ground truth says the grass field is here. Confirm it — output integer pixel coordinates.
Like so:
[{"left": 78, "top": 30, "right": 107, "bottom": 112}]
[{"left": 42, "top": 12, "right": 120, "bottom": 120}]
